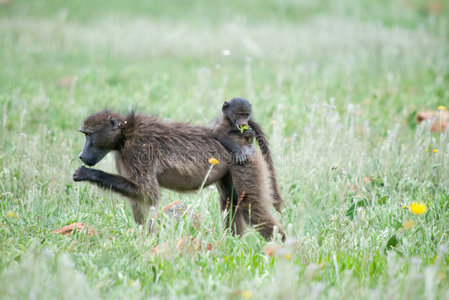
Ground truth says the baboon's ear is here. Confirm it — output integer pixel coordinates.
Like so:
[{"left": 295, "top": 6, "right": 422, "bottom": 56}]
[
  {"left": 222, "top": 101, "right": 229, "bottom": 111},
  {"left": 109, "top": 116, "right": 119, "bottom": 129}
]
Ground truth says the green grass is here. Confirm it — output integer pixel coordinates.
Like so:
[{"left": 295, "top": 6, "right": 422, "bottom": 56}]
[{"left": 1, "top": 0, "right": 449, "bottom": 299}]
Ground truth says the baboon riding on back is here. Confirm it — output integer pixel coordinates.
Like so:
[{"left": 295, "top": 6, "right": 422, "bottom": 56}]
[{"left": 73, "top": 109, "right": 285, "bottom": 240}]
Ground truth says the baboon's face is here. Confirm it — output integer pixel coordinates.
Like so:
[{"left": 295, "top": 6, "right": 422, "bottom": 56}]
[
  {"left": 222, "top": 98, "right": 252, "bottom": 130},
  {"left": 78, "top": 132, "right": 110, "bottom": 166},
  {"left": 77, "top": 111, "right": 123, "bottom": 166}
]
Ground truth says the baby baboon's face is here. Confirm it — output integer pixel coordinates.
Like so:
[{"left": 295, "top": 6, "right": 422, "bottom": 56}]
[{"left": 222, "top": 97, "right": 252, "bottom": 130}]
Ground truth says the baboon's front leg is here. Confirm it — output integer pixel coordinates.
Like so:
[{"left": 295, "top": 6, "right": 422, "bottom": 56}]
[
  {"left": 73, "top": 166, "right": 141, "bottom": 198},
  {"left": 131, "top": 202, "right": 152, "bottom": 224},
  {"left": 73, "top": 166, "right": 160, "bottom": 224}
]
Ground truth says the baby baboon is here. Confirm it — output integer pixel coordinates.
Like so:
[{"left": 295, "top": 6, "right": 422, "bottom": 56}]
[
  {"left": 211, "top": 97, "right": 285, "bottom": 212},
  {"left": 73, "top": 110, "right": 285, "bottom": 240},
  {"left": 211, "top": 98, "right": 255, "bottom": 164}
]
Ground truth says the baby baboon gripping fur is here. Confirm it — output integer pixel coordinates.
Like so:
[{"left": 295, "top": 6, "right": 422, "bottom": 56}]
[
  {"left": 211, "top": 98, "right": 285, "bottom": 212},
  {"left": 211, "top": 98, "right": 256, "bottom": 165},
  {"left": 73, "top": 110, "right": 285, "bottom": 240}
]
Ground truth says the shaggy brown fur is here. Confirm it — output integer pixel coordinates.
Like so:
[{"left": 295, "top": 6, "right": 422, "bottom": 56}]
[
  {"left": 73, "top": 110, "right": 285, "bottom": 240},
  {"left": 248, "top": 119, "right": 284, "bottom": 212},
  {"left": 217, "top": 151, "right": 284, "bottom": 240},
  {"left": 211, "top": 98, "right": 285, "bottom": 212}
]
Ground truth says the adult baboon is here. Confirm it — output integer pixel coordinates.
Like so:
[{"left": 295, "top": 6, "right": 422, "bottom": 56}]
[
  {"left": 73, "top": 110, "right": 285, "bottom": 240},
  {"left": 211, "top": 97, "right": 284, "bottom": 212}
]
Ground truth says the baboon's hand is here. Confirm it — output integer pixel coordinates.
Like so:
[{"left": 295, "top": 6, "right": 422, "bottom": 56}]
[
  {"left": 233, "top": 151, "right": 248, "bottom": 165},
  {"left": 73, "top": 166, "right": 92, "bottom": 181},
  {"left": 242, "top": 129, "right": 254, "bottom": 139}
]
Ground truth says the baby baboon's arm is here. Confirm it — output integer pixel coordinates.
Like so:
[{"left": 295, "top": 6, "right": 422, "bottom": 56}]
[
  {"left": 213, "top": 133, "right": 242, "bottom": 154},
  {"left": 213, "top": 133, "right": 247, "bottom": 164},
  {"left": 73, "top": 166, "right": 141, "bottom": 198}
]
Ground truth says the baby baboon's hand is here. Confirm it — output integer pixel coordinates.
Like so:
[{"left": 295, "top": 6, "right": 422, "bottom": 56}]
[
  {"left": 233, "top": 151, "right": 248, "bottom": 165},
  {"left": 242, "top": 129, "right": 254, "bottom": 139},
  {"left": 73, "top": 166, "right": 91, "bottom": 181}
]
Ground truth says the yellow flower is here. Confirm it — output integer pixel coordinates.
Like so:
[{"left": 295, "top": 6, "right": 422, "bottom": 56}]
[
  {"left": 425, "top": 149, "right": 429, "bottom": 152},
  {"left": 433, "top": 149, "right": 438, "bottom": 153},
  {"left": 6, "top": 211, "right": 18, "bottom": 218},
  {"left": 208, "top": 158, "right": 219, "bottom": 165},
  {"left": 410, "top": 202, "right": 427, "bottom": 215},
  {"left": 242, "top": 290, "right": 252, "bottom": 299},
  {"left": 403, "top": 219, "right": 414, "bottom": 230},
  {"left": 438, "top": 105, "right": 447, "bottom": 111},
  {"left": 283, "top": 252, "right": 292, "bottom": 260}
]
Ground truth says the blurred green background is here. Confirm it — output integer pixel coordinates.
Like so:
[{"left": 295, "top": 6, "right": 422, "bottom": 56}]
[{"left": 1, "top": 0, "right": 448, "bottom": 134}]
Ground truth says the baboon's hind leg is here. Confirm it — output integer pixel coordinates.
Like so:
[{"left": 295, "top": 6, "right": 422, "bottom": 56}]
[
  {"left": 239, "top": 196, "right": 286, "bottom": 241},
  {"left": 216, "top": 174, "right": 247, "bottom": 235}
]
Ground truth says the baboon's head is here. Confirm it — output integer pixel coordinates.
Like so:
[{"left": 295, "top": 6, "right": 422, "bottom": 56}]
[
  {"left": 222, "top": 98, "right": 252, "bottom": 130},
  {"left": 78, "top": 110, "right": 128, "bottom": 166}
]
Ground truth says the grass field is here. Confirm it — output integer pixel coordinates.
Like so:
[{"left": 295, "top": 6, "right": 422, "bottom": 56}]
[{"left": 1, "top": 0, "right": 449, "bottom": 299}]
